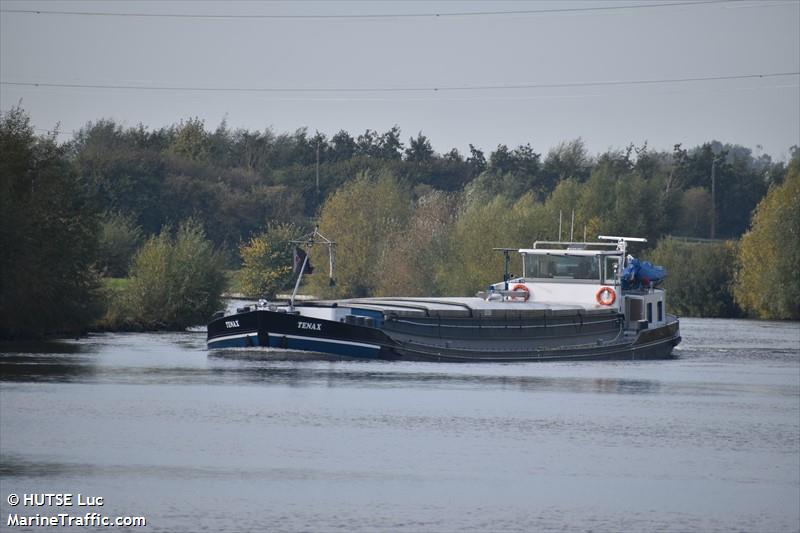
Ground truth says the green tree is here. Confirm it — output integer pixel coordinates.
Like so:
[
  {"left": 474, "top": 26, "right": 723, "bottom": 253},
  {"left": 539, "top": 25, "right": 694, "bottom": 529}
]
[
  {"left": 574, "top": 156, "right": 667, "bottom": 243},
  {"left": 734, "top": 159, "right": 800, "bottom": 319},
  {"left": 73, "top": 119, "right": 166, "bottom": 234},
  {"left": 0, "top": 106, "right": 103, "bottom": 339},
  {"left": 405, "top": 132, "right": 434, "bottom": 163},
  {"left": 470, "top": 143, "right": 544, "bottom": 200},
  {"left": 168, "top": 117, "right": 211, "bottom": 163},
  {"left": 377, "top": 125, "right": 404, "bottom": 160},
  {"left": 314, "top": 171, "right": 411, "bottom": 297},
  {"left": 356, "top": 129, "right": 379, "bottom": 158},
  {"left": 238, "top": 222, "right": 302, "bottom": 299},
  {"left": 677, "top": 142, "right": 772, "bottom": 238},
  {"left": 117, "top": 220, "right": 225, "bottom": 329},
  {"left": 439, "top": 196, "right": 516, "bottom": 295},
  {"left": 541, "top": 138, "right": 591, "bottom": 193},
  {"left": 330, "top": 130, "right": 357, "bottom": 161},
  {"left": 97, "top": 212, "right": 143, "bottom": 277},
  {"left": 376, "top": 191, "right": 457, "bottom": 296},
  {"left": 674, "top": 187, "right": 712, "bottom": 238},
  {"left": 542, "top": 179, "right": 586, "bottom": 240}
]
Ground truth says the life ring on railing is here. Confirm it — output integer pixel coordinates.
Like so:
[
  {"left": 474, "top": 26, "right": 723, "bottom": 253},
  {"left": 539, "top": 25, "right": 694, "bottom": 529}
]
[
  {"left": 596, "top": 286, "right": 616, "bottom": 306},
  {"left": 510, "top": 283, "right": 530, "bottom": 302}
]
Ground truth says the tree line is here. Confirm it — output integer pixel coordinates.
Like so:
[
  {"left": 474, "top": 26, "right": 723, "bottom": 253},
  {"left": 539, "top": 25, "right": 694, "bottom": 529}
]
[
  {"left": 297, "top": 163, "right": 798, "bottom": 323},
  {"left": 1, "top": 106, "right": 797, "bottom": 339},
  {"left": 67, "top": 114, "right": 791, "bottom": 255}
]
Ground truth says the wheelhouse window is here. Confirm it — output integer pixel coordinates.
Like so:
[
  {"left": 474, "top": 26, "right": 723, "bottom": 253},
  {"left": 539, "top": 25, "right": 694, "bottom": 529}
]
[
  {"left": 523, "top": 254, "right": 600, "bottom": 280},
  {"left": 604, "top": 256, "right": 620, "bottom": 285}
]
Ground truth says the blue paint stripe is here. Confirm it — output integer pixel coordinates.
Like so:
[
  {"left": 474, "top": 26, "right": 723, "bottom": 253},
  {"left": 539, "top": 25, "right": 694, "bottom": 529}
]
[
  {"left": 268, "top": 335, "right": 380, "bottom": 359},
  {"left": 207, "top": 335, "right": 260, "bottom": 349}
]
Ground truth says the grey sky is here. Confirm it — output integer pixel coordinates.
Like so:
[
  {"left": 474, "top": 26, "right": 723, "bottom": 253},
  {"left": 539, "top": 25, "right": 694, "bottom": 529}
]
[{"left": 1, "top": 0, "right": 798, "bottom": 159}]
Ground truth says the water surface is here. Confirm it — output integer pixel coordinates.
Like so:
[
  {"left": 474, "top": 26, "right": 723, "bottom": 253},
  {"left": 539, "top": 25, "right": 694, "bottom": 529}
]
[{"left": 1, "top": 318, "right": 798, "bottom": 532}]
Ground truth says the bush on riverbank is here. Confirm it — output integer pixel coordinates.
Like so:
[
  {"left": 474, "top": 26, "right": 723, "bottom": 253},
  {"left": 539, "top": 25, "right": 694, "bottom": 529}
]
[
  {"left": 100, "top": 220, "right": 225, "bottom": 330},
  {"left": 646, "top": 238, "right": 740, "bottom": 317}
]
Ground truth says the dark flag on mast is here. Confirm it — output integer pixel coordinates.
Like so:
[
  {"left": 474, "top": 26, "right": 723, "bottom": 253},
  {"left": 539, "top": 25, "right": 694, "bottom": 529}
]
[{"left": 293, "top": 247, "right": 314, "bottom": 275}]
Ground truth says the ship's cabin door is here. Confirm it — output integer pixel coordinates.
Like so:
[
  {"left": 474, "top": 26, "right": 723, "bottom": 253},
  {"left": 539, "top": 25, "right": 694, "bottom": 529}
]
[{"left": 603, "top": 255, "right": 620, "bottom": 285}]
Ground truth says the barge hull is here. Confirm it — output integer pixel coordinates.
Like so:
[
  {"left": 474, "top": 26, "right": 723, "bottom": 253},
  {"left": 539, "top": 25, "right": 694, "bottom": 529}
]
[{"left": 207, "top": 309, "right": 680, "bottom": 362}]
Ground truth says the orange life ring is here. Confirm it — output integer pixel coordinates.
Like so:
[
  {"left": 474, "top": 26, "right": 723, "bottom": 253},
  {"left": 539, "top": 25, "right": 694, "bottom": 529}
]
[
  {"left": 596, "top": 286, "right": 616, "bottom": 306},
  {"left": 510, "top": 283, "right": 530, "bottom": 302}
]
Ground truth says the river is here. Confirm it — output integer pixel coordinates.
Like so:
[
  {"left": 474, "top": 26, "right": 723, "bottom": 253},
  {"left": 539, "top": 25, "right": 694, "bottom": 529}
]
[{"left": 1, "top": 318, "right": 798, "bottom": 532}]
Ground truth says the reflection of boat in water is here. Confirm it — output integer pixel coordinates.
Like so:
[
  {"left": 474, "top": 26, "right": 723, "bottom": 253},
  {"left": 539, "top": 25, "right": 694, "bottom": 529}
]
[{"left": 207, "top": 235, "right": 680, "bottom": 362}]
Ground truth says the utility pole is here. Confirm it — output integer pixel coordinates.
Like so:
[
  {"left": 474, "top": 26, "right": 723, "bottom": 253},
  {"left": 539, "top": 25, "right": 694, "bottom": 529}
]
[
  {"left": 315, "top": 139, "right": 320, "bottom": 207},
  {"left": 711, "top": 157, "right": 718, "bottom": 240}
]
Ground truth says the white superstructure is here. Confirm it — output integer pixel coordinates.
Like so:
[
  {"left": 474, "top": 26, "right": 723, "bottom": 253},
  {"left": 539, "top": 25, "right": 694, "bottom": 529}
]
[{"left": 490, "top": 236, "right": 667, "bottom": 330}]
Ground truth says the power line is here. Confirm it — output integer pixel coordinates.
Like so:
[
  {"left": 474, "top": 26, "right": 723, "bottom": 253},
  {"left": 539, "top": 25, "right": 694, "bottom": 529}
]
[
  {"left": 12, "top": 82, "right": 797, "bottom": 107},
  {"left": 2, "top": 72, "right": 798, "bottom": 94},
  {"left": 24, "top": 82, "right": 798, "bottom": 138},
  {"left": 0, "top": 0, "right": 762, "bottom": 20}
]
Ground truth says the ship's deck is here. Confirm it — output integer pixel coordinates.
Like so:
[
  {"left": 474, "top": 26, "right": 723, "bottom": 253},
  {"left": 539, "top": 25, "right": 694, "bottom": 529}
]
[{"left": 307, "top": 296, "right": 618, "bottom": 319}]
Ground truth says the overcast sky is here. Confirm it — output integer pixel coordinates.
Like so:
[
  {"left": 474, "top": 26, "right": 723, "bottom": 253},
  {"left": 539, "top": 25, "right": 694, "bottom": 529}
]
[{"left": 1, "top": 0, "right": 798, "bottom": 159}]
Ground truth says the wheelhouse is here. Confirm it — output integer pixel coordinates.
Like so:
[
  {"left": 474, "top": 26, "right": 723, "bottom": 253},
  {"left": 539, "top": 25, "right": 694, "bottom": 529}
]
[
  {"left": 521, "top": 247, "right": 622, "bottom": 285},
  {"left": 504, "top": 239, "right": 624, "bottom": 311},
  {"left": 492, "top": 236, "right": 669, "bottom": 330}
]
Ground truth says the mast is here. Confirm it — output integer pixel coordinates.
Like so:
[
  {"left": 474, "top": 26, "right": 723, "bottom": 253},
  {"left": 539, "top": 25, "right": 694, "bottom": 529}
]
[{"left": 288, "top": 227, "right": 336, "bottom": 310}]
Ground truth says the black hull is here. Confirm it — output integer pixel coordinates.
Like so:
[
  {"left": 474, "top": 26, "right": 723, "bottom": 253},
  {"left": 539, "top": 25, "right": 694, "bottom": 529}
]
[{"left": 207, "top": 308, "right": 681, "bottom": 363}]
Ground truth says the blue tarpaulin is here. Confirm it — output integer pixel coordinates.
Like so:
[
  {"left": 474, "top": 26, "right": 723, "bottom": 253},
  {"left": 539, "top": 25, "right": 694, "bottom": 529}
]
[{"left": 622, "top": 257, "right": 666, "bottom": 290}]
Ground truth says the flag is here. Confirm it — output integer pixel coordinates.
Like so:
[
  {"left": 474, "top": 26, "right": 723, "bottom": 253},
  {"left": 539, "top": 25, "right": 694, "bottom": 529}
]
[{"left": 293, "top": 247, "right": 314, "bottom": 275}]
